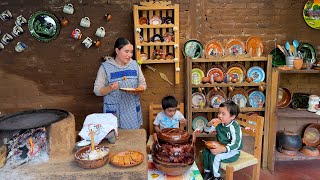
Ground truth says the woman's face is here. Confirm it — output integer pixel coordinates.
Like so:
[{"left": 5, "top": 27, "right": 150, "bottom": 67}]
[{"left": 116, "top": 44, "right": 133, "bottom": 65}]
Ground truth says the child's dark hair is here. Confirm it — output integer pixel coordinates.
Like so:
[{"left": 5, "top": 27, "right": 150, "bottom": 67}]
[
  {"left": 161, "top": 96, "right": 178, "bottom": 110},
  {"left": 112, "top": 37, "right": 131, "bottom": 57},
  {"left": 219, "top": 100, "right": 240, "bottom": 117}
]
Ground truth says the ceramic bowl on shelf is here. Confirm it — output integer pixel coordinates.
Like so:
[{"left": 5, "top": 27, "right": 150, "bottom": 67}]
[
  {"left": 277, "top": 88, "right": 292, "bottom": 108},
  {"left": 302, "top": 123, "right": 320, "bottom": 147}
]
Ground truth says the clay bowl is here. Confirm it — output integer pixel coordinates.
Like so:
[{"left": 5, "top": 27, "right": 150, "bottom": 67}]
[
  {"left": 152, "top": 157, "right": 193, "bottom": 176},
  {"left": 303, "top": 123, "right": 320, "bottom": 147},
  {"left": 277, "top": 88, "right": 292, "bottom": 108},
  {"left": 75, "top": 145, "right": 110, "bottom": 169},
  {"left": 204, "top": 141, "right": 222, "bottom": 149},
  {"left": 300, "top": 146, "right": 320, "bottom": 157}
]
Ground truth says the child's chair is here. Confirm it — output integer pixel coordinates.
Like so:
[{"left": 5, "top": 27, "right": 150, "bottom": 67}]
[
  {"left": 220, "top": 113, "right": 264, "bottom": 180},
  {"left": 146, "top": 102, "right": 184, "bottom": 154}
]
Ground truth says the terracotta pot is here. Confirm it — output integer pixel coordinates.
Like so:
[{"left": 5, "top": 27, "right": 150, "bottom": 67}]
[
  {"left": 277, "top": 130, "right": 302, "bottom": 151},
  {"left": 60, "top": 17, "right": 69, "bottom": 27},
  {"left": 300, "top": 146, "right": 320, "bottom": 157},
  {"left": 293, "top": 58, "right": 303, "bottom": 70},
  {"left": 214, "top": 75, "right": 224, "bottom": 83},
  {"left": 152, "top": 128, "right": 195, "bottom": 176},
  {"left": 202, "top": 77, "right": 210, "bottom": 83}
]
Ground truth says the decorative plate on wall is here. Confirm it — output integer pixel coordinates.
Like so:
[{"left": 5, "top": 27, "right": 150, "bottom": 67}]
[
  {"left": 303, "top": 0, "right": 320, "bottom": 29},
  {"left": 204, "top": 40, "right": 224, "bottom": 57},
  {"left": 248, "top": 91, "right": 265, "bottom": 108},
  {"left": 297, "top": 43, "right": 317, "bottom": 63},
  {"left": 191, "top": 68, "right": 205, "bottom": 85},
  {"left": 183, "top": 39, "right": 203, "bottom": 59},
  {"left": 28, "top": 11, "right": 60, "bottom": 42},
  {"left": 225, "top": 38, "right": 245, "bottom": 55},
  {"left": 247, "top": 66, "right": 265, "bottom": 83},
  {"left": 246, "top": 36, "right": 263, "bottom": 57}
]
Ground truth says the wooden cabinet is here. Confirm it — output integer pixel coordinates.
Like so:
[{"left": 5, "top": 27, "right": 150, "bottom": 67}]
[
  {"left": 267, "top": 69, "right": 320, "bottom": 172},
  {"left": 186, "top": 55, "right": 272, "bottom": 167},
  {"left": 133, "top": 1, "right": 180, "bottom": 84}
]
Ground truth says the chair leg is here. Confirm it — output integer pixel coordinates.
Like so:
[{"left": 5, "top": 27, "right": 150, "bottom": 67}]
[
  {"left": 252, "top": 164, "right": 260, "bottom": 180},
  {"left": 225, "top": 166, "right": 234, "bottom": 180}
]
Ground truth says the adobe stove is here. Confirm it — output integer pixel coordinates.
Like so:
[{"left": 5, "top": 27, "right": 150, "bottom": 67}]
[{"left": 0, "top": 109, "right": 75, "bottom": 168}]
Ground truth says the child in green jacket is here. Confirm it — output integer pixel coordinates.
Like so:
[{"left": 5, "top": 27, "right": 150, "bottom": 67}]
[{"left": 202, "top": 100, "right": 242, "bottom": 180}]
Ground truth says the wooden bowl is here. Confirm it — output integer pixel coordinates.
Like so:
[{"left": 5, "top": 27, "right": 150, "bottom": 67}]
[{"left": 75, "top": 145, "right": 110, "bottom": 169}]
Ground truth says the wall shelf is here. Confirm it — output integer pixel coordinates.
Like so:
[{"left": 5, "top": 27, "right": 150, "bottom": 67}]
[
  {"left": 275, "top": 151, "right": 320, "bottom": 161},
  {"left": 276, "top": 108, "right": 320, "bottom": 119},
  {"left": 192, "top": 82, "right": 266, "bottom": 88}
]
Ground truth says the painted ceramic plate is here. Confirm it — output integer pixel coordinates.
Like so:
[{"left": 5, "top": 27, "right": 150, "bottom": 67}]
[
  {"left": 149, "top": 15, "right": 162, "bottom": 25},
  {"left": 28, "top": 11, "right": 60, "bottom": 42},
  {"left": 207, "top": 67, "right": 224, "bottom": 80},
  {"left": 297, "top": 43, "right": 317, "bottom": 63},
  {"left": 192, "top": 68, "right": 205, "bottom": 85},
  {"left": 303, "top": 0, "right": 320, "bottom": 29},
  {"left": 248, "top": 91, "right": 265, "bottom": 108},
  {"left": 227, "top": 67, "right": 244, "bottom": 83},
  {"left": 120, "top": 88, "right": 144, "bottom": 93},
  {"left": 278, "top": 88, "right": 292, "bottom": 108},
  {"left": 192, "top": 92, "right": 206, "bottom": 108},
  {"left": 206, "top": 89, "right": 227, "bottom": 105},
  {"left": 163, "top": 32, "right": 174, "bottom": 42},
  {"left": 110, "top": 150, "right": 144, "bottom": 167},
  {"left": 231, "top": 94, "right": 247, "bottom": 108},
  {"left": 210, "top": 95, "right": 226, "bottom": 108},
  {"left": 225, "top": 38, "right": 245, "bottom": 55},
  {"left": 204, "top": 40, "right": 224, "bottom": 57},
  {"left": 139, "top": 17, "right": 148, "bottom": 25},
  {"left": 247, "top": 66, "right": 265, "bottom": 83},
  {"left": 192, "top": 115, "right": 208, "bottom": 131},
  {"left": 246, "top": 36, "right": 263, "bottom": 57},
  {"left": 269, "top": 48, "right": 286, "bottom": 67},
  {"left": 183, "top": 39, "right": 203, "bottom": 59}
]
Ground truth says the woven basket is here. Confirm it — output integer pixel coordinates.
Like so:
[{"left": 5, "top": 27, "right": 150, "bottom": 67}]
[{"left": 75, "top": 145, "right": 110, "bottom": 169}]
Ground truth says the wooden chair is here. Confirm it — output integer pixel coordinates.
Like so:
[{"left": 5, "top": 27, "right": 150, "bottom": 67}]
[
  {"left": 220, "top": 113, "right": 264, "bottom": 180},
  {"left": 146, "top": 102, "right": 184, "bottom": 154}
]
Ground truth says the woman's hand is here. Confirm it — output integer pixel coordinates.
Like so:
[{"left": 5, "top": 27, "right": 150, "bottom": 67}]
[
  {"left": 109, "top": 82, "right": 119, "bottom": 91},
  {"left": 207, "top": 118, "right": 221, "bottom": 126}
]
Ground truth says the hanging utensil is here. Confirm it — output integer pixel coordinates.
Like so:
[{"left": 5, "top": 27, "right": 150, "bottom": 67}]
[
  {"left": 285, "top": 42, "right": 292, "bottom": 56},
  {"left": 277, "top": 45, "right": 288, "bottom": 56},
  {"left": 293, "top": 39, "right": 299, "bottom": 57},
  {"left": 159, "top": 72, "right": 173, "bottom": 86}
]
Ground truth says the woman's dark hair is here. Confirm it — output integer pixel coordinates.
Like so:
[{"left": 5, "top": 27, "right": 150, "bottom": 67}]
[
  {"left": 219, "top": 100, "right": 240, "bottom": 117},
  {"left": 161, "top": 96, "right": 178, "bottom": 110},
  {"left": 112, "top": 37, "right": 131, "bottom": 57}
]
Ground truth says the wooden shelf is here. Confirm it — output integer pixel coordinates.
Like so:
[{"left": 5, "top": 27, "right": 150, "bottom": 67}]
[
  {"left": 138, "top": 42, "right": 176, "bottom": 46},
  {"left": 192, "top": 56, "right": 268, "bottom": 62},
  {"left": 276, "top": 108, "right": 320, "bottom": 119},
  {"left": 278, "top": 69, "right": 320, "bottom": 74},
  {"left": 196, "top": 132, "right": 216, "bottom": 137},
  {"left": 141, "top": 59, "right": 175, "bottom": 64},
  {"left": 275, "top": 151, "right": 320, "bottom": 161},
  {"left": 192, "top": 82, "right": 266, "bottom": 88},
  {"left": 192, "top": 107, "right": 265, "bottom": 113},
  {"left": 136, "top": 24, "right": 175, "bottom": 28}
]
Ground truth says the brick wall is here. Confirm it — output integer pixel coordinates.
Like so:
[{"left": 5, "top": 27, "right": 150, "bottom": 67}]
[{"left": 0, "top": 0, "right": 319, "bottom": 133}]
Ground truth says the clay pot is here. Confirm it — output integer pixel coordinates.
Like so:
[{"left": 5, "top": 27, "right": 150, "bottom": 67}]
[
  {"left": 293, "top": 58, "right": 303, "bottom": 70},
  {"left": 152, "top": 128, "right": 195, "bottom": 176},
  {"left": 231, "top": 78, "right": 238, "bottom": 83},
  {"left": 94, "top": 40, "right": 101, "bottom": 47},
  {"left": 245, "top": 77, "right": 253, "bottom": 83},
  {"left": 228, "top": 86, "right": 233, "bottom": 92},
  {"left": 60, "top": 17, "right": 69, "bottom": 27},
  {"left": 300, "top": 146, "right": 320, "bottom": 157},
  {"left": 202, "top": 77, "right": 210, "bottom": 84},
  {"left": 258, "top": 85, "right": 264, "bottom": 92},
  {"left": 213, "top": 87, "right": 219, "bottom": 92},
  {"left": 214, "top": 75, "right": 224, "bottom": 83},
  {"left": 277, "top": 130, "right": 302, "bottom": 151}
]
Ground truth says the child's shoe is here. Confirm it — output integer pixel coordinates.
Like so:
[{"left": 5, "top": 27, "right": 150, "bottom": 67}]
[{"left": 203, "top": 172, "right": 213, "bottom": 180}]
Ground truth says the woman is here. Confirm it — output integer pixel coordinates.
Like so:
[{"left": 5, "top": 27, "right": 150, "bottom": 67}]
[{"left": 93, "top": 37, "right": 147, "bottom": 129}]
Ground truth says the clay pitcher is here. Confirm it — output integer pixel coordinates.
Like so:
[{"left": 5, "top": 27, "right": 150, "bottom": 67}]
[{"left": 293, "top": 58, "right": 303, "bottom": 70}]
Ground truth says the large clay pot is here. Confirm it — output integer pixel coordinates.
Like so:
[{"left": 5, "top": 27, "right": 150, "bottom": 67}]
[
  {"left": 277, "top": 130, "right": 302, "bottom": 151},
  {"left": 152, "top": 128, "right": 196, "bottom": 176}
]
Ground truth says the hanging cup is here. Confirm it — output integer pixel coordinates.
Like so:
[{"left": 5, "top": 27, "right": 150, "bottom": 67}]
[
  {"left": 63, "top": 4, "right": 74, "bottom": 15},
  {"left": 95, "top": 27, "right": 105, "bottom": 38},
  {"left": 80, "top": 17, "right": 90, "bottom": 28}
]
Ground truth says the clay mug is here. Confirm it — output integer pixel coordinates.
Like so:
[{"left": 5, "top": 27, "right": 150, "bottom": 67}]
[
  {"left": 15, "top": 42, "right": 27, "bottom": 52},
  {"left": 60, "top": 17, "right": 69, "bottom": 27},
  {"left": 0, "top": 42, "right": 4, "bottom": 50},
  {"left": 293, "top": 57, "right": 303, "bottom": 70},
  {"left": 15, "top": 15, "right": 27, "bottom": 26},
  {"left": 82, "top": 37, "right": 93, "bottom": 48},
  {"left": 71, "top": 28, "right": 82, "bottom": 39},
  {"left": 63, "top": 4, "right": 74, "bottom": 15},
  {"left": 94, "top": 40, "right": 101, "bottom": 47},
  {"left": 1, "top": 33, "right": 13, "bottom": 45},
  {"left": 0, "top": 10, "right": 12, "bottom": 21},
  {"left": 80, "top": 17, "right": 90, "bottom": 28},
  {"left": 105, "top": 13, "right": 112, "bottom": 21},
  {"left": 11, "top": 25, "right": 24, "bottom": 37},
  {"left": 95, "top": 27, "right": 105, "bottom": 38}
]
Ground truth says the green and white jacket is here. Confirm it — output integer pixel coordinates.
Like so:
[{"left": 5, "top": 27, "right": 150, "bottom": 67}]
[{"left": 216, "top": 120, "right": 243, "bottom": 153}]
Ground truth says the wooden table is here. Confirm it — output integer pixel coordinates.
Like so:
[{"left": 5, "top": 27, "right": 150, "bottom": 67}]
[{"left": 0, "top": 129, "right": 148, "bottom": 180}]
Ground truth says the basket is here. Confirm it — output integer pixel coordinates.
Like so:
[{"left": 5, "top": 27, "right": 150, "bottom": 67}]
[{"left": 75, "top": 145, "right": 110, "bottom": 169}]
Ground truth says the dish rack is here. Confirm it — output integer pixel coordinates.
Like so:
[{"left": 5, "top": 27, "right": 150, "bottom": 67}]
[{"left": 133, "top": 0, "right": 180, "bottom": 84}]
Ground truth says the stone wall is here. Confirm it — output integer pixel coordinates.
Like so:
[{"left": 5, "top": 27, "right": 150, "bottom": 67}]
[{"left": 0, "top": 0, "right": 319, "bottom": 133}]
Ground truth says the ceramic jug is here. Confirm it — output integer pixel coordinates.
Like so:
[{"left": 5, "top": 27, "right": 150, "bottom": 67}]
[
  {"left": 11, "top": 25, "right": 24, "bottom": 37},
  {"left": 82, "top": 37, "right": 93, "bottom": 48},
  {"left": 1, "top": 33, "right": 13, "bottom": 45},
  {"left": 15, "top": 42, "right": 27, "bottom": 52},
  {"left": 95, "top": 27, "right": 105, "bottom": 38},
  {"left": 308, "top": 95, "right": 319, "bottom": 112},
  {"left": 0, "top": 10, "right": 12, "bottom": 21},
  {"left": 80, "top": 17, "right": 90, "bottom": 28},
  {"left": 63, "top": 4, "right": 74, "bottom": 14},
  {"left": 15, "top": 15, "right": 27, "bottom": 26},
  {"left": 71, "top": 29, "right": 82, "bottom": 39}
]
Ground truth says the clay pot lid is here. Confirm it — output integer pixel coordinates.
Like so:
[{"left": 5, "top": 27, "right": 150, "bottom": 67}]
[{"left": 158, "top": 128, "right": 190, "bottom": 143}]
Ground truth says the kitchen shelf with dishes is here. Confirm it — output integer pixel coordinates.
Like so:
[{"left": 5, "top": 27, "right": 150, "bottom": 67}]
[
  {"left": 133, "top": 1, "right": 180, "bottom": 84},
  {"left": 267, "top": 68, "right": 320, "bottom": 172}
]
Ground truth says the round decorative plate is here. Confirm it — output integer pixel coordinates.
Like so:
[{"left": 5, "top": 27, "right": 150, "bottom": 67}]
[
  {"left": 163, "top": 32, "right": 174, "bottom": 42},
  {"left": 225, "top": 38, "right": 245, "bottom": 55},
  {"left": 110, "top": 150, "right": 144, "bottom": 167},
  {"left": 207, "top": 67, "right": 224, "bottom": 81},
  {"left": 149, "top": 15, "right": 162, "bottom": 25},
  {"left": 227, "top": 67, "right": 244, "bottom": 83},
  {"left": 297, "top": 43, "right": 317, "bottom": 63},
  {"left": 248, "top": 91, "right": 265, "bottom": 108},
  {"left": 204, "top": 40, "right": 224, "bottom": 57},
  {"left": 210, "top": 95, "right": 226, "bottom": 108},
  {"left": 28, "top": 11, "right": 60, "bottom": 42},
  {"left": 192, "top": 115, "right": 208, "bottom": 131},
  {"left": 183, "top": 39, "right": 203, "bottom": 59},
  {"left": 231, "top": 94, "right": 247, "bottom": 108},
  {"left": 247, "top": 66, "right": 265, "bottom": 83},
  {"left": 246, "top": 36, "right": 263, "bottom": 57},
  {"left": 303, "top": 0, "right": 320, "bottom": 29},
  {"left": 269, "top": 48, "right": 286, "bottom": 67},
  {"left": 192, "top": 92, "right": 206, "bottom": 108},
  {"left": 192, "top": 68, "right": 205, "bottom": 85},
  {"left": 206, "top": 89, "right": 227, "bottom": 105},
  {"left": 139, "top": 17, "right": 148, "bottom": 25}
]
